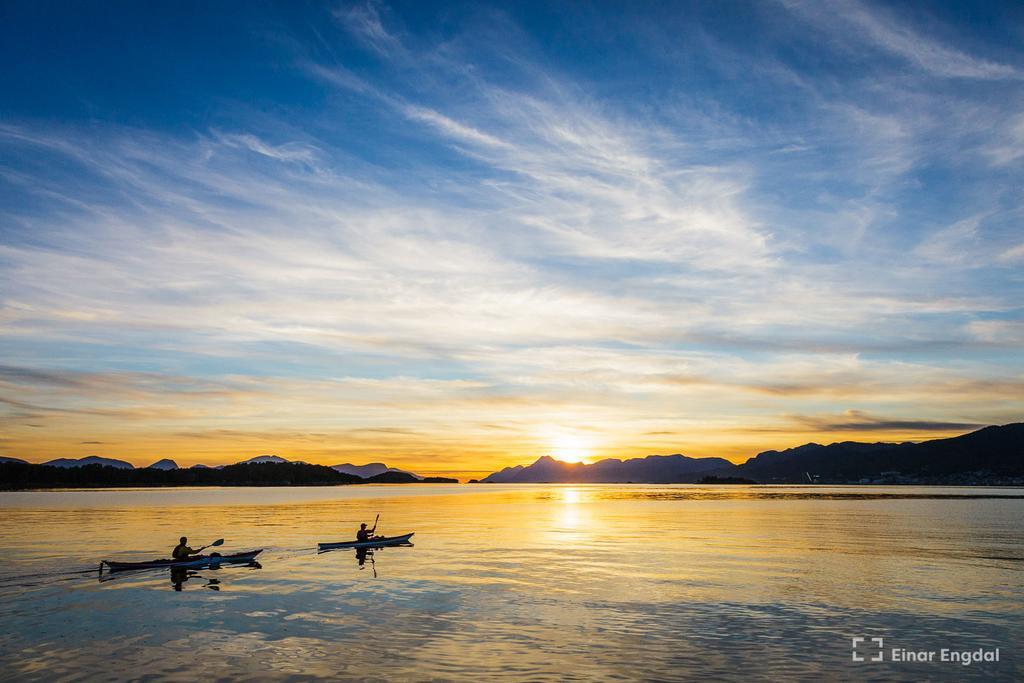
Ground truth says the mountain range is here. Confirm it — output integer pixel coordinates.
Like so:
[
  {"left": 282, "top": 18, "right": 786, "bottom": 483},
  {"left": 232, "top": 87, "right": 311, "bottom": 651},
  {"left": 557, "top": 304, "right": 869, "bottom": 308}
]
[
  {"left": 43, "top": 456, "right": 134, "bottom": 469},
  {"left": 0, "top": 459, "right": 456, "bottom": 489},
  {"left": 475, "top": 423, "right": 1024, "bottom": 485},
  {"left": 730, "top": 423, "right": 1024, "bottom": 484},
  {"left": 4, "top": 423, "right": 1022, "bottom": 487},
  {"left": 480, "top": 453, "right": 732, "bottom": 483},
  {"left": 1, "top": 454, "right": 426, "bottom": 480}
]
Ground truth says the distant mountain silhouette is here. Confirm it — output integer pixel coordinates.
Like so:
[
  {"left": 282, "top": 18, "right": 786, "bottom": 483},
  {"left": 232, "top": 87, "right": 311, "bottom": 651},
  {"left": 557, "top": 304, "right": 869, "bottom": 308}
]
[
  {"left": 331, "top": 462, "right": 424, "bottom": 480},
  {"left": 332, "top": 462, "right": 389, "bottom": 478},
  {"left": 724, "top": 423, "right": 1024, "bottom": 483},
  {"left": 220, "top": 456, "right": 428, "bottom": 479},
  {"left": 363, "top": 470, "right": 457, "bottom": 484},
  {"left": 477, "top": 423, "right": 1024, "bottom": 485},
  {"left": 730, "top": 441, "right": 903, "bottom": 483},
  {"left": 6, "top": 452, "right": 426, "bottom": 481},
  {"left": 235, "top": 454, "right": 294, "bottom": 466},
  {"left": 43, "top": 456, "right": 134, "bottom": 469},
  {"left": 481, "top": 453, "right": 733, "bottom": 483},
  {"left": 1, "top": 460, "right": 450, "bottom": 490},
  {"left": 146, "top": 458, "right": 178, "bottom": 470}
]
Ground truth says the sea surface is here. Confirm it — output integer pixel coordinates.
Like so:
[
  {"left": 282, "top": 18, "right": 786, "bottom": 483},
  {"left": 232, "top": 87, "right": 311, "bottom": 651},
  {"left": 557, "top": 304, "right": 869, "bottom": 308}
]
[{"left": 0, "top": 484, "right": 1021, "bottom": 682}]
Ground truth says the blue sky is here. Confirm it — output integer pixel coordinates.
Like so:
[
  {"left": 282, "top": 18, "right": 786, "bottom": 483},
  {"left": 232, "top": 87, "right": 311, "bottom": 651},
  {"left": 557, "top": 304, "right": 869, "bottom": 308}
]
[{"left": 1, "top": 1, "right": 1022, "bottom": 472}]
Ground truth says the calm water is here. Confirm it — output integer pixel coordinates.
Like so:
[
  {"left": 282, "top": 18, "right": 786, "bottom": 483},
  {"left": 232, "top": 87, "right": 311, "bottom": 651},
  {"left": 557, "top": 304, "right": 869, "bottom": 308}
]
[{"left": 0, "top": 484, "right": 1021, "bottom": 681}]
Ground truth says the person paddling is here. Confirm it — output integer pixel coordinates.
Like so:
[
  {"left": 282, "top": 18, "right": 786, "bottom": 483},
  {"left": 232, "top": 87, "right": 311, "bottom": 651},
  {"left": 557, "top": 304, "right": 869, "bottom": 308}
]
[
  {"left": 171, "top": 536, "right": 209, "bottom": 560},
  {"left": 356, "top": 522, "right": 380, "bottom": 543}
]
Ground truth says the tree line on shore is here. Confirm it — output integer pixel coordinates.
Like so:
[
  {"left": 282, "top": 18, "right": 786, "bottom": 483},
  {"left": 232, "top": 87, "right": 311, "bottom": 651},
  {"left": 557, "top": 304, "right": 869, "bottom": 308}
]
[{"left": 0, "top": 461, "right": 457, "bottom": 489}]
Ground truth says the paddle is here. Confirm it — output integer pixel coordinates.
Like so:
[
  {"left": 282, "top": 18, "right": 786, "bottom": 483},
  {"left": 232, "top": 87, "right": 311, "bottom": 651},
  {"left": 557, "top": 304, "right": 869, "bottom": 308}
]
[{"left": 372, "top": 514, "right": 380, "bottom": 536}]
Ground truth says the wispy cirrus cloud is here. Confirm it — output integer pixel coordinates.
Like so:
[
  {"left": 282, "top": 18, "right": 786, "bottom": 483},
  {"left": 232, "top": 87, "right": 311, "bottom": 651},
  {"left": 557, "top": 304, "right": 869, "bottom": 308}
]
[
  {"left": 212, "top": 131, "right": 321, "bottom": 164},
  {"left": 780, "top": 0, "right": 1021, "bottom": 80},
  {"left": 401, "top": 104, "right": 514, "bottom": 150},
  {"left": 333, "top": 0, "right": 404, "bottom": 58}
]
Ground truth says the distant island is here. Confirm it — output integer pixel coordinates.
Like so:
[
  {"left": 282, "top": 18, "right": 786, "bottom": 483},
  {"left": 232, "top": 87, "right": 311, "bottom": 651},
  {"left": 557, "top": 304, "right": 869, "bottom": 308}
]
[
  {"left": 475, "top": 423, "right": 1024, "bottom": 485},
  {"left": 0, "top": 455, "right": 457, "bottom": 490}
]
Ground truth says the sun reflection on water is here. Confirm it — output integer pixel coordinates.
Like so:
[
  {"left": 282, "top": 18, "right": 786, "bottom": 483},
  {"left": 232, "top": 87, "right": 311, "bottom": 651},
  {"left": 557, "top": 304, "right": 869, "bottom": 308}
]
[{"left": 0, "top": 485, "right": 1021, "bottom": 681}]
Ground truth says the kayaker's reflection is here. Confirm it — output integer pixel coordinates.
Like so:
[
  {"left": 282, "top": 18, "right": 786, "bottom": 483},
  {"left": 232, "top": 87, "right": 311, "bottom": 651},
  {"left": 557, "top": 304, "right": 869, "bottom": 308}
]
[
  {"left": 169, "top": 558, "right": 262, "bottom": 591},
  {"left": 355, "top": 548, "right": 377, "bottom": 577},
  {"left": 170, "top": 566, "right": 186, "bottom": 590},
  {"left": 169, "top": 566, "right": 221, "bottom": 591}
]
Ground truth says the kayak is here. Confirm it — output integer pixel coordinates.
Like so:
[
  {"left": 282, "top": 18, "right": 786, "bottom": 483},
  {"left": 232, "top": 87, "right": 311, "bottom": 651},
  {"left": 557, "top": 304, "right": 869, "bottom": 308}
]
[
  {"left": 102, "top": 549, "right": 263, "bottom": 572},
  {"left": 318, "top": 533, "right": 414, "bottom": 550}
]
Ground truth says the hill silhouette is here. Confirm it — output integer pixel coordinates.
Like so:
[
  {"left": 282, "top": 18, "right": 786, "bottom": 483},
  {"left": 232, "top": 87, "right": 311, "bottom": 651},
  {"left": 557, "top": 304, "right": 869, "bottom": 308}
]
[
  {"left": 477, "top": 423, "right": 1024, "bottom": 485},
  {"left": 730, "top": 423, "right": 1024, "bottom": 483},
  {"left": 481, "top": 453, "right": 733, "bottom": 483},
  {"left": 0, "top": 461, "right": 453, "bottom": 490}
]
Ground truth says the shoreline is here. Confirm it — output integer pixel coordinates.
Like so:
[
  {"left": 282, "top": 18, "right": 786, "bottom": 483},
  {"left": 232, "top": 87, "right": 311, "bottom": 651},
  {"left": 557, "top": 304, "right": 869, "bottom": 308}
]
[{"left": 0, "top": 481, "right": 464, "bottom": 492}]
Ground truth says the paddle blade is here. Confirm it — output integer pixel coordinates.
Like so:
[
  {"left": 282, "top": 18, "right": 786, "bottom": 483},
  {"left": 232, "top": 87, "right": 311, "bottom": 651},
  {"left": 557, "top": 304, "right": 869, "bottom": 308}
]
[{"left": 210, "top": 538, "right": 224, "bottom": 547}]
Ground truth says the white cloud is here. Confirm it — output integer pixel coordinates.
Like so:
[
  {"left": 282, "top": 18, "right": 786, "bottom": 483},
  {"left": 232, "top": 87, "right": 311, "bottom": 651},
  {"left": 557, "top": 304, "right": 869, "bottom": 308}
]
[
  {"left": 998, "top": 243, "right": 1024, "bottom": 264},
  {"left": 986, "top": 114, "right": 1024, "bottom": 166},
  {"left": 333, "top": 1, "right": 402, "bottom": 58},
  {"left": 967, "top": 320, "right": 1024, "bottom": 345},
  {"left": 913, "top": 214, "right": 984, "bottom": 264},
  {"left": 401, "top": 105, "right": 513, "bottom": 149},
  {"left": 781, "top": 0, "right": 1021, "bottom": 80},
  {"left": 213, "top": 132, "right": 320, "bottom": 164}
]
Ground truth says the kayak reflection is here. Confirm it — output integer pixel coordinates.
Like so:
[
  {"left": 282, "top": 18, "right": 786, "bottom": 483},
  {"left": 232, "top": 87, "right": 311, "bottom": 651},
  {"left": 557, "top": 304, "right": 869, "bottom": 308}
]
[
  {"left": 169, "top": 560, "right": 261, "bottom": 591},
  {"left": 317, "top": 539, "right": 413, "bottom": 556},
  {"left": 318, "top": 539, "right": 413, "bottom": 578}
]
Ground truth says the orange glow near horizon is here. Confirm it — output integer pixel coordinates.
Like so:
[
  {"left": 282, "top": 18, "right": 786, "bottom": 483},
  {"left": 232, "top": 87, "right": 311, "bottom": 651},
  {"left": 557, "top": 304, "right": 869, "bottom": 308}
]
[
  {"left": 0, "top": 421, "right": 996, "bottom": 482},
  {"left": 546, "top": 433, "right": 595, "bottom": 464}
]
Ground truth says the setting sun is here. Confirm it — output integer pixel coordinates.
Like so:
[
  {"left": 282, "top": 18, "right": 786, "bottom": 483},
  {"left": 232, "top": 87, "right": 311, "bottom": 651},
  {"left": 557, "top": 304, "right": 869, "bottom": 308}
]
[{"left": 549, "top": 434, "right": 594, "bottom": 463}]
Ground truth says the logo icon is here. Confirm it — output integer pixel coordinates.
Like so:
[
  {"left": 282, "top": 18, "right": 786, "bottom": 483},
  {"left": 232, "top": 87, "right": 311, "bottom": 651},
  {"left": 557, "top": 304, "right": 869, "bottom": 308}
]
[{"left": 852, "top": 637, "right": 884, "bottom": 662}]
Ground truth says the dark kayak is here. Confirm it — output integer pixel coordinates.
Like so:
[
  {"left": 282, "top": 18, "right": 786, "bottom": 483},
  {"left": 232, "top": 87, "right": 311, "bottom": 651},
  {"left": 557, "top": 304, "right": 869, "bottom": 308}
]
[
  {"left": 318, "top": 533, "right": 414, "bottom": 550},
  {"left": 102, "top": 549, "right": 263, "bottom": 572}
]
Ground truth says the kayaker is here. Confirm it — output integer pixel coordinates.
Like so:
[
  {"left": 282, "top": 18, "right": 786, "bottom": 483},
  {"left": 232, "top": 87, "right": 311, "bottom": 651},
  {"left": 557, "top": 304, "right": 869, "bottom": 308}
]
[
  {"left": 171, "top": 536, "right": 208, "bottom": 560},
  {"left": 356, "top": 522, "right": 379, "bottom": 543}
]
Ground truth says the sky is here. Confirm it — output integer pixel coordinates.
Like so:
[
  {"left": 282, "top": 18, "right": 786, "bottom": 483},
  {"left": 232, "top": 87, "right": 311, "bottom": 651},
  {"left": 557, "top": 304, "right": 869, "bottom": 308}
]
[{"left": 1, "top": 1, "right": 1023, "bottom": 477}]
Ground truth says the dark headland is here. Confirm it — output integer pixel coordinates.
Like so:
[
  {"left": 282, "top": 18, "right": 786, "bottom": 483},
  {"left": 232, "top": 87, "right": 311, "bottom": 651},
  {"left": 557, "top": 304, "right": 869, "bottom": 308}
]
[
  {"left": 474, "top": 423, "right": 1024, "bottom": 485},
  {"left": 0, "top": 458, "right": 457, "bottom": 491}
]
